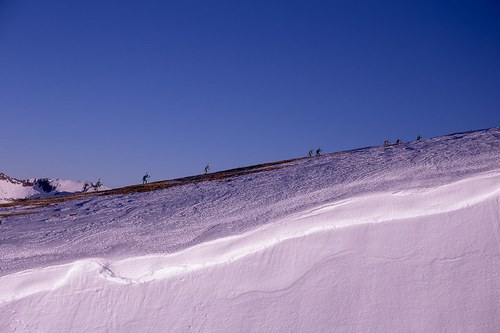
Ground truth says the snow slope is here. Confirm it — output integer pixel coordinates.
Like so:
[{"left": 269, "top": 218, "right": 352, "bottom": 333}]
[
  {"left": 0, "top": 176, "right": 109, "bottom": 203},
  {"left": 1, "top": 127, "right": 499, "bottom": 332},
  {"left": 0, "top": 174, "right": 37, "bottom": 203}
]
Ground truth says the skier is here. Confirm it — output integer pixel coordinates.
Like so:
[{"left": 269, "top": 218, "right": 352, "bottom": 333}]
[
  {"left": 204, "top": 164, "right": 210, "bottom": 174},
  {"left": 308, "top": 149, "right": 313, "bottom": 157},
  {"left": 396, "top": 138, "right": 402, "bottom": 145},
  {"left": 142, "top": 173, "right": 150, "bottom": 184},
  {"left": 416, "top": 135, "right": 422, "bottom": 141},
  {"left": 316, "top": 148, "right": 322, "bottom": 156},
  {"left": 82, "top": 181, "right": 91, "bottom": 193},
  {"left": 94, "top": 179, "right": 102, "bottom": 192}
]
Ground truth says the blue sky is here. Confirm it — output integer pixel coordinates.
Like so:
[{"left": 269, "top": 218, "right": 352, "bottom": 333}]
[{"left": 1, "top": 0, "right": 499, "bottom": 187}]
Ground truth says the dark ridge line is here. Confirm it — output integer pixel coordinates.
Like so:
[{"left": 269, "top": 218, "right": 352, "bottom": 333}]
[{"left": 0, "top": 158, "right": 302, "bottom": 208}]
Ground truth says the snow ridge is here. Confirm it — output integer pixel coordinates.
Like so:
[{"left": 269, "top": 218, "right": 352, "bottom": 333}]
[{"left": 1, "top": 170, "right": 498, "bottom": 303}]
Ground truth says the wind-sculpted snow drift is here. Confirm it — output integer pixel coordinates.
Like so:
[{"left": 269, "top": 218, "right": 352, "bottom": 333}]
[{"left": 1, "top": 127, "right": 499, "bottom": 332}]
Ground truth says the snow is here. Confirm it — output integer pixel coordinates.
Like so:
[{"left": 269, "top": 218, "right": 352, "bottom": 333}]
[
  {"left": 0, "top": 178, "right": 37, "bottom": 203},
  {"left": 1, "top": 127, "right": 500, "bottom": 332},
  {"left": 49, "top": 179, "right": 90, "bottom": 193},
  {"left": 0, "top": 177, "right": 109, "bottom": 203}
]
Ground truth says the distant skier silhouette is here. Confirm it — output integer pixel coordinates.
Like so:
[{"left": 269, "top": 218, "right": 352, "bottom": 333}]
[
  {"left": 94, "top": 179, "right": 102, "bottom": 191},
  {"left": 316, "top": 148, "right": 322, "bottom": 156},
  {"left": 142, "top": 173, "right": 150, "bottom": 184},
  {"left": 204, "top": 164, "right": 210, "bottom": 175},
  {"left": 82, "top": 181, "right": 91, "bottom": 193},
  {"left": 308, "top": 149, "right": 313, "bottom": 157}
]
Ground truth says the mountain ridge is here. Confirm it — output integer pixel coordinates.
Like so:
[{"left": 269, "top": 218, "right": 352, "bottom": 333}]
[
  {"left": 3, "top": 126, "right": 496, "bottom": 208},
  {"left": 1, "top": 127, "right": 499, "bottom": 332}
]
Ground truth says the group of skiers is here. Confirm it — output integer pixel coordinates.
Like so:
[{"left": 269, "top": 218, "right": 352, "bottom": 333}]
[
  {"left": 81, "top": 164, "right": 211, "bottom": 192},
  {"left": 82, "top": 179, "right": 102, "bottom": 192},
  {"left": 308, "top": 148, "right": 322, "bottom": 157},
  {"left": 82, "top": 134, "right": 427, "bottom": 192},
  {"left": 140, "top": 164, "right": 211, "bottom": 185},
  {"left": 384, "top": 135, "right": 422, "bottom": 147},
  {"left": 308, "top": 135, "right": 423, "bottom": 157}
]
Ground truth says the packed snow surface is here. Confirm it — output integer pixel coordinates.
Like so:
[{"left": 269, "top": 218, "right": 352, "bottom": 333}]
[{"left": 1, "top": 127, "right": 499, "bottom": 332}]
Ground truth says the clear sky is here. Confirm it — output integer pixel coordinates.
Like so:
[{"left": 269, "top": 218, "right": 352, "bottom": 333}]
[{"left": 1, "top": 0, "right": 499, "bottom": 188}]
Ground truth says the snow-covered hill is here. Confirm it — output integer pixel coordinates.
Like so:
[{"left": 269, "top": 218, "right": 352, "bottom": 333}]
[
  {"left": 0, "top": 174, "right": 106, "bottom": 203},
  {"left": 1, "top": 127, "right": 499, "bottom": 332},
  {"left": 0, "top": 173, "right": 37, "bottom": 203}
]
